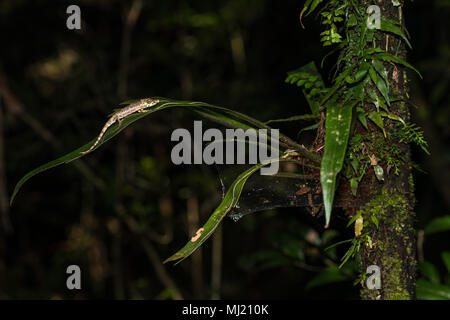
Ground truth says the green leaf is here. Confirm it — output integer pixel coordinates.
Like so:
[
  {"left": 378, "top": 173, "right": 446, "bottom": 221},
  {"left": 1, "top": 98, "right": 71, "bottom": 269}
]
[
  {"left": 11, "top": 97, "right": 318, "bottom": 205},
  {"left": 369, "top": 66, "right": 390, "bottom": 106},
  {"left": 377, "top": 98, "right": 389, "bottom": 112},
  {"left": 350, "top": 178, "right": 358, "bottom": 196},
  {"left": 365, "top": 86, "right": 379, "bottom": 103},
  {"left": 345, "top": 63, "right": 369, "bottom": 84},
  {"left": 305, "top": 266, "right": 348, "bottom": 290},
  {"left": 417, "top": 279, "right": 450, "bottom": 300},
  {"left": 379, "top": 111, "right": 406, "bottom": 125},
  {"left": 163, "top": 159, "right": 283, "bottom": 264},
  {"left": 371, "top": 59, "right": 389, "bottom": 84},
  {"left": 265, "top": 114, "right": 319, "bottom": 125},
  {"left": 371, "top": 215, "right": 379, "bottom": 229},
  {"left": 287, "top": 62, "right": 325, "bottom": 115},
  {"left": 364, "top": 48, "right": 386, "bottom": 56},
  {"left": 373, "top": 53, "right": 423, "bottom": 79},
  {"left": 346, "top": 210, "right": 362, "bottom": 227},
  {"left": 373, "top": 164, "right": 384, "bottom": 181},
  {"left": 324, "top": 238, "right": 352, "bottom": 251},
  {"left": 347, "top": 14, "right": 357, "bottom": 27},
  {"left": 339, "top": 239, "right": 356, "bottom": 268},
  {"left": 424, "top": 216, "right": 450, "bottom": 235},
  {"left": 380, "top": 18, "right": 412, "bottom": 49},
  {"left": 300, "top": 0, "right": 323, "bottom": 28},
  {"left": 442, "top": 252, "right": 450, "bottom": 274},
  {"left": 367, "top": 111, "right": 386, "bottom": 137},
  {"left": 297, "top": 122, "right": 319, "bottom": 137},
  {"left": 321, "top": 101, "right": 355, "bottom": 227},
  {"left": 419, "top": 261, "right": 441, "bottom": 284},
  {"left": 356, "top": 107, "right": 368, "bottom": 130},
  {"left": 319, "top": 68, "right": 350, "bottom": 106}
]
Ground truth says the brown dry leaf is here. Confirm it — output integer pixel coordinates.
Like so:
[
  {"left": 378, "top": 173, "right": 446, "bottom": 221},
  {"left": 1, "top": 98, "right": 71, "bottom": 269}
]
[{"left": 355, "top": 215, "right": 364, "bottom": 237}]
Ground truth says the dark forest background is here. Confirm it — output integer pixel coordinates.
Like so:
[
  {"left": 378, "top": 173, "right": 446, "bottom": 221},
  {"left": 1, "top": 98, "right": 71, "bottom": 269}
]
[{"left": 0, "top": 0, "right": 448, "bottom": 299}]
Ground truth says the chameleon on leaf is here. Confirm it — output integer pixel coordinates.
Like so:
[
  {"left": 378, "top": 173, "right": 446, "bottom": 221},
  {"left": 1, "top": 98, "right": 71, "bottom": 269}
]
[{"left": 81, "top": 98, "right": 160, "bottom": 155}]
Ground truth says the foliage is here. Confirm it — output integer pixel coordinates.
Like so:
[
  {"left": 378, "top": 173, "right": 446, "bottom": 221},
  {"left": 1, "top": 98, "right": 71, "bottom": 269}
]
[
  {"left": 1, "top": 0, "right": 447, "bottom": 300},
  {"left": 294, "top": 0, "right": 427, "bottom": 228},
  {"left": 398, "top": 123, "right": 430, "bottom": 155},
  {"left": 10, "top": 96, "right": 320, "bottom": 263},
  {"left": 11, "top": 0, "right": 429, "bottom": 265},
  {"left": 417, "top": 215, "right": 450, "bottom": 300}
]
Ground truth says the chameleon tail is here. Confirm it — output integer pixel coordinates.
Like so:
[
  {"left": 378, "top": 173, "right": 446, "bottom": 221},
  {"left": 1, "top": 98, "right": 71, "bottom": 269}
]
[
  {"left": 80, "top": 118, "right": 115, "bottom": 155},
  {"left": 80, "top": 134, "right": 102, "bottom": 155}
]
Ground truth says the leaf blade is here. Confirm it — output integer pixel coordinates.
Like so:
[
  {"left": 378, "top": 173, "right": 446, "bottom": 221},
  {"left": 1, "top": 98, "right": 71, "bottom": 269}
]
[
  {"left": 320, "top": 101, "right": 355, "bottom": 227},
  {"left": 163, "top": 159, "right": 287, "bottom": 264},
  {"left": 12, "top": 97, "right": 319, "bottom": 205},
  {"left": 424, "top": 216, "right": 450, "bottom": 235}
]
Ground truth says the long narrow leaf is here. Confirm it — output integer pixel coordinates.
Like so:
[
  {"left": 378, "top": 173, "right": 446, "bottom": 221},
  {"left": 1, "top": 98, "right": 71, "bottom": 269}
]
[
  {"left": 424, "top": 215, "right": 450, "bottom": 235},
  {"left": 373, "top": 53, "right": 423, "bottom": 79},
  {"left": 380, "top": 18, "right": 412, "bottom": 49},
  {"left": 321, "top": 101, "right": 355, "bottom": 227},
  {"left": 417, "top": 279, "right": 450, "bottom": 300},
  {"left": 265, "top": 114, "right": 319, "bottom": 124},
  {"left": 11, "top": 97, "right": 320, "bottom": 204},
  {"left": 164, "top": 160, "right": 280, "bottom": 264}
]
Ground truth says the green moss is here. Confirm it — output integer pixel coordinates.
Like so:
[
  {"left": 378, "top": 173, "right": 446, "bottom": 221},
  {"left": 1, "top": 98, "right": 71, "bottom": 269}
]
[
  {"left": 363, "top": 188, "right": 409, "bottom": 230},
  {"left": 381, "top": 256, "right": 411, "bottom": 300},
  {"left": 359, "top": 188, "right": 414, "bottom": 300}
]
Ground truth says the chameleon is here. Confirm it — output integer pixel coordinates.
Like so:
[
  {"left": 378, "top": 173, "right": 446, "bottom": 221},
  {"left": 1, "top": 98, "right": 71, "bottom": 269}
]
[{"left": 81, "top": 98, "right": 160, "bottom": 155}]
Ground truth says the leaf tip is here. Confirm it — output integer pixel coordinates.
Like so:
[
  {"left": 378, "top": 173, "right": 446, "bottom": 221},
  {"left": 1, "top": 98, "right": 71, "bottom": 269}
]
[{"left": 9, "top": 186, "right": 20, "bottom": 207}]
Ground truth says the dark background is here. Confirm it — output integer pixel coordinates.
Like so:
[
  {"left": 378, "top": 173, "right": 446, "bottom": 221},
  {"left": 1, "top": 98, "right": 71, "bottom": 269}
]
[{"left": 0, "top": 0, "right": 448, "bottom": 299}]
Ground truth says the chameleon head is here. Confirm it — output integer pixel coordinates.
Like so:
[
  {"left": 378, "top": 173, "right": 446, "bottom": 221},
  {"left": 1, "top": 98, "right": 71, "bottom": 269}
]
[{"left": 141, "top": 98, "right": 159, "bottom": 107}]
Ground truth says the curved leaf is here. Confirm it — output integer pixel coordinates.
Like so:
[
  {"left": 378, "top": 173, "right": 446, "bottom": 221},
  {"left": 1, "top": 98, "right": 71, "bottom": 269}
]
[
  {"left": 442, "top": 252, "right": 450, "bottom": 274},
  {"left": 419, "top": 261, "right": 441, "bottom": 284},
  {"left": 417, "top": 279, "right": 450, "bottom": 300},
  {"left": 164, "top": 159, "right": 288, "bottom": 264},
  {"left": 424, "top": 215, "right": 450, "bottom": 235},
  {"left": 11, "top": 97, "right": 320, "bottom": 205},
  {"left": 380, "top": 18, "right": 412, "bottom": 49},
  {"left": 369, "top": 66, "right": 390, "bottom": 106},
  {"left": 265, "top": 114, "right": 319, "bottom": 125},
  {"left": 373, "top": 53, "right": 422, "bottom": 79}
]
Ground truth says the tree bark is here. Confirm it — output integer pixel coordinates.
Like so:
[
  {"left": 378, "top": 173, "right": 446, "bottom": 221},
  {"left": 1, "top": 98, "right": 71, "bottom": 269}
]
[{"left": 356, "top": 0, "right": 417, "bottom": 300}]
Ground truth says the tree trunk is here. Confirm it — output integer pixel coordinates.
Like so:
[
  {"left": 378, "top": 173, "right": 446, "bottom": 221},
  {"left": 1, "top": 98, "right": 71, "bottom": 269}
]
[{"left": 356, "top": 0, "right": 417, "bottom": 300}]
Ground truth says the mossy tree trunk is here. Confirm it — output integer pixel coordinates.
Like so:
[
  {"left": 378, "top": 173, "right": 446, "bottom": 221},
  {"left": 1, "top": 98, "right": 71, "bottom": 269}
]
[{"left": 355, "top": 0, "right": 416, "bottom": 300}]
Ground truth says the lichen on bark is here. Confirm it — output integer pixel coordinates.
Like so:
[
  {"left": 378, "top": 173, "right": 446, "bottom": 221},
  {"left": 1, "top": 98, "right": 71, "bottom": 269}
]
[
  {"left": 359, "top": 188, "right": 416, "bottom": 299},
  {"left": 351, "top": 0, "right": 417, "bottom": 300}
]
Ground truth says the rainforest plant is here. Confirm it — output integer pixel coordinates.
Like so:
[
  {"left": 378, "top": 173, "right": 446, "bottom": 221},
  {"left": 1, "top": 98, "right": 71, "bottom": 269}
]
[{"left": 11, "top": 0, "right": 429, "bottom": 299}]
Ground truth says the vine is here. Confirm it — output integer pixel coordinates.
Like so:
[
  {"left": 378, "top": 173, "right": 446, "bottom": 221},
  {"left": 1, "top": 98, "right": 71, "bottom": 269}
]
[{"left": 286, "top": 0, "right": 427, "bottom": 231}]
